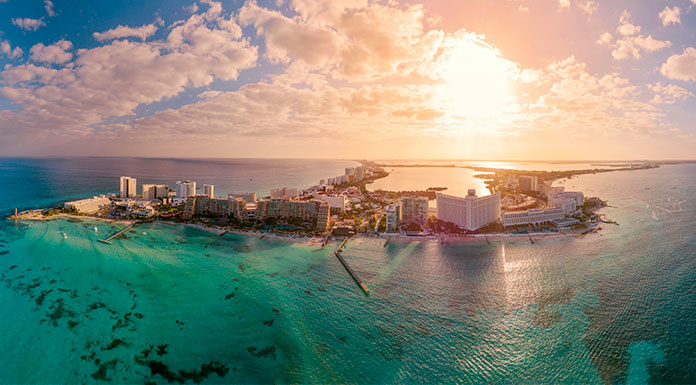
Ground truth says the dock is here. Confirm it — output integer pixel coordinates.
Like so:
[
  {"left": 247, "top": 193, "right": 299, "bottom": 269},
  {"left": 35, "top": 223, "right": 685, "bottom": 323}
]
[
  {"left": 334, "top": 237, "right": 370, "bottom": 296},
  {"left": 98, "top": 223, "right": 135, "bottom": 244}
]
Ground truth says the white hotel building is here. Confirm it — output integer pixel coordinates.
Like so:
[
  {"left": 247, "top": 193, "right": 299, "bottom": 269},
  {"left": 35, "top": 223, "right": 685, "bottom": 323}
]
[
  {"left": 502, "top": 207, "right": 565, "bottom": 227},
  {"left": 120, "top": 176, "right": 137, "bottom": 198},
  {"left": 436, "top": 190, "right": 501, "bottom": 231},
  {"left": 176, "top": 180, "right": 197, "bottom": 200}
]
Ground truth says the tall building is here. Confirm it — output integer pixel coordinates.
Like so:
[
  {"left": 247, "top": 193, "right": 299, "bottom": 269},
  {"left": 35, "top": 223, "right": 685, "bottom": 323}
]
[
  {"left": 119, "top": 176, "right": 137, "bottom": 198},
  {"left": 270, "top": 187, "right": 299, "bottom": 199},
  {"left": 203, "top": 184, "right": 215, "bottom": 197},
  {"left": 385, "top": 204, "right": 402, "bottom": 233},
  {"left": 176, "top": 180, "right": 196, "bottom": 199},
  {"left": 502, "top": 207, "right": 564, "bottom": 227},
  {"left": 254, "top": 199, "right": 330, "bottom": 230},
  {"left": 315, "top": 194, "right": 348, "bottom": 211},
  {"left": 345, "top": 167, "right": 355, "bottom": 176},
  {"left": 228, "top": 192, "right": 257, "bottom": 203},
  {"left": 354, "top": 166, "right": 364, "bottom": 181},
  {"left": 518, "top": 176, "right": 538, "bottom": 192},
  {"left": 549, "top": 191, "right": 584, "bottom": 206},
  {"left": 401, "top": 196, "right": 429, "bottom": 224},
  {"left": 142, "top": 184, "right": 169, "bottom": 201},
  {"left": 436, "top": 190, "right": 501, "bottom": 231}
]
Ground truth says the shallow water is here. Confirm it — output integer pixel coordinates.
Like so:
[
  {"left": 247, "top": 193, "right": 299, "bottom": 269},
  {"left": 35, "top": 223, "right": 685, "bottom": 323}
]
[{"left": 0, "top": 160, "right": 695, "bottom": 383}]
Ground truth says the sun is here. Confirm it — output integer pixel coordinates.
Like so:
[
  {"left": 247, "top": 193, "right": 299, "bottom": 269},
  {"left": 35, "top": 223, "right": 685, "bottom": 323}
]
[{"left": 435, "top": 36, "right": 517, "bottom": 118}]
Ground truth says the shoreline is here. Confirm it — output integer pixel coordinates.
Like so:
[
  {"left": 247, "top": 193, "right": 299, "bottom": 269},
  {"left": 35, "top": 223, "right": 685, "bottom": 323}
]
[{"left": 8, "top": 213, "right": 601, "bottom": 246}]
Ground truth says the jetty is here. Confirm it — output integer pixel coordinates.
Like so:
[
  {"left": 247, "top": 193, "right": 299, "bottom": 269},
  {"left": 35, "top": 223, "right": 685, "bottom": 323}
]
[
  {"left": 98, "top": 222, "right": 136, "bottom": 244},
  {"left": 334, "top": 237, "right": 370, "bottom": 296}
]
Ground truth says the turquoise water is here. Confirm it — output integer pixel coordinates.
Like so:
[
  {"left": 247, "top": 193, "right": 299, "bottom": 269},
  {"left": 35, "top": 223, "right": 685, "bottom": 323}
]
[{"left": 0, "top": 159, "right": 695, "bottom": 383}]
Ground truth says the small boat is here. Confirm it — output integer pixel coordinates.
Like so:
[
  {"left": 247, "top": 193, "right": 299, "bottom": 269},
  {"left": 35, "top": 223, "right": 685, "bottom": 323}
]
[
  {"left": 62, "top": 232, "right": 68, "bottom": 239},
  {"left": 94, "top": 226, "right": 98, "bottom": 233},
  {"left": 142, "top": 232, "right": 147, "bottom": 235}
]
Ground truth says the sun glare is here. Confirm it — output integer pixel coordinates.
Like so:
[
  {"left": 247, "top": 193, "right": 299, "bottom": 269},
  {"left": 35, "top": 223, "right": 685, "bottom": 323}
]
[{"left": 436, "top": 38, "right": 516, "bottom": 118}]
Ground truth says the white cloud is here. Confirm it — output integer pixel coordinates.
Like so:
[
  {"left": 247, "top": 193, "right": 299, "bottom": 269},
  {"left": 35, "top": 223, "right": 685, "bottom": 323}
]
[
  {"left": 598, "top": 11, "right": 671, "bottom": 60},
  {"left": 93, "top": 23, "right": 159, "bottom": 41},
  {"left": 660, "top": 48, "right": 696, "bottom": 81},
  {"left": 659, "top": 6, "right": 680, "bottom": 26},
  {"left": 649, "top": 82, "right": 693, "bottom": 104},
  {"left": 578, "top": 0, "right": 598, "bottom": 18},
  {"left": 0, "top": 40, "right": 23, "bottom": 59},
  {"left": 11, "top": 17, "right": 46, "bottom": 31},
  {"left": 559, "top": 0, "right": 570, "bottom": 9},
  {"left": 45, "top": 0, "right": 56, "bottom": 17},
  {"left": 29, "top": 40, "right": 73, "bottom": 64},
  {"left": 0, "top": 2, "right": 258, "bottom": 137}
]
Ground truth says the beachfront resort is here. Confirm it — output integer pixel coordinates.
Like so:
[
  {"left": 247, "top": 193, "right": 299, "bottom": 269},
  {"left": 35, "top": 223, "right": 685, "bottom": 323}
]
[{"left": 8, "top": 160, "right": 628, "bottom": 240}]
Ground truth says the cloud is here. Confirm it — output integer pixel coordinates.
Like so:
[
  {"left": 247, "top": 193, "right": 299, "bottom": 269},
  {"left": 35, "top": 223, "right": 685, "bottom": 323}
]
[
  {"left": 649, "top": 82, "right": 693, "bottom": 104},
  {"left": 29, "top": 40, "right": 73, "bottom": 64},
  {"left": 11, "top": 17, "right": 46, "bottom": 31},
  {"left": 659, "top": 6, "right": 680, "bottom": 26},
  {"left": 0, "top": 40, "right": 23, "bottom": 59},
  {"left": 93, "top": 23, "right": 159, "bottom": 41},
  {"left": 578, "top": 1, "right": 598, "bottom": 18},
  {"left": 0, "top": 0, "right": 687, "bottom": 157},
  {"left": 239, "top": 0, "right": 445, "bottom": 81},
  {"left": 0, "top": 2, "right": 258, "bottom": 136},
  {"left": 45, "top": 0, "right": 56, "bottom": 17},
  {"left": 558, "top": 0, "right": 570, "bottom": 9},
  {"left": 597, "top": 11, "right": 671, "bottom": 60},
  {"left": 660, "top": 48, "right": 696, "bottom": 81}
]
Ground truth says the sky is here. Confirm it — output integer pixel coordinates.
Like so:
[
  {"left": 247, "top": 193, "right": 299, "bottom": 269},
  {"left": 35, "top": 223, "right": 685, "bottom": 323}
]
[{"left": 0, "top": 0, "right": 695, "bottom": 160}]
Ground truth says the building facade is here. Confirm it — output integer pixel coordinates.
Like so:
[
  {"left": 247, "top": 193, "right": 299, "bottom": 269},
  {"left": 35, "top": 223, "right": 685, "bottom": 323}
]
[
  {"left": 385, "top": 204, "right": 402, "bottom": 233},
  {"left": 176, "top": 180, "right": 196, "bottom": 199},
  {"left": 401, "top": 196, "right": 429, "bottom": 224},
  {"left": 228, "top": 192, "right": 257, "bottom": 203},
  {"left": 270, "top": 187, "right": 299, "bottom": 199},
  {"left": 203, "top": 184, "right": 215, "bottom": 197},
  {"left": 119, "top": 176, "right": 137, "bottom": 198},
  {"left": 142, "top": 184, "right": 169, "bottom": 201},
  {"left": 436, "top": 190, "right": 501, "bottom": 231},
  {"left": 518, "top": 176, "right": 538, "bottom": 192},
  {"left": 64, "top": 196, "right": 111, "bottom": 214},
  {"left": 502, "top": 207, "right": 564, "bottom": 227},
  {"left": 315, "top": 194, "right": 348, "bottom": 211}
]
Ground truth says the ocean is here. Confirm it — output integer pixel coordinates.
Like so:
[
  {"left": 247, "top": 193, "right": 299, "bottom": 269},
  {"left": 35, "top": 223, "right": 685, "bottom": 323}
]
[{"left": 0, "top": 158, "right": 694, "bottom": 384}]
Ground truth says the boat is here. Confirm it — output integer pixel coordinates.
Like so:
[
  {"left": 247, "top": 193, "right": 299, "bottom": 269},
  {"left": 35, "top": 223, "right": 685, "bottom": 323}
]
[{"left": 62, "top": 232, "right": 67, "bottom": 239}]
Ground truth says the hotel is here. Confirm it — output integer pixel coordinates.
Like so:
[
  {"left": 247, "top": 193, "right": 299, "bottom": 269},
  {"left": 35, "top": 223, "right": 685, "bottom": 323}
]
[
  {"left": 436, "top": 190, "right": 501, "bottom": 231},
  {"left": 229, "top": 192, "right": 257, "bottom": 203},
  {"left": 315, "top": 194, "right": 348, "bottom": 212},
  {"left": 502, "top": 207, "right": 565, "bottom": 227},
  {"left": 64, "top": 196, "right": 111, "bottom": 214},
  {"left": 203, "top": 184, "right": 215, "bottom": 197},
  {"left": 119, "top": 176, "right": 137, "bottom": 198},
  {"left": 385, "top": 204, "right": 401, "bottom": 233},
  {"left": 256, "top": 198, "right": 330, "bottom": 230},
  {"left": 270, "top": 187, "right": 299, "bottom": 199},
  {"left": 518, "top": 176, "right": 538, "bottom": 192},
  {"left": 176, "top": 180, "right": 197, "bottom": 199},
  {"left": 142, "top": 184, "right": 169, "bottom": 201},
  {"left": 401, "top": 196, "right": 429, "bottom": 224}
]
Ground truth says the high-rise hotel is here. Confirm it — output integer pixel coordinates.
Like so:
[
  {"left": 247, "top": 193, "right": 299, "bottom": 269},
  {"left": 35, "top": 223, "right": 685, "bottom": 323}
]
[
  {"left": 119, "top": 176, "right": 137, "bottom": 198},
  {"left": 436, "top": 190, "right": 501, "bottom": 231}
]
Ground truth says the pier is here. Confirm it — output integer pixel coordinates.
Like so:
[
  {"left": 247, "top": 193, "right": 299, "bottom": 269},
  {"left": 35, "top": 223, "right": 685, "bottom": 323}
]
[
  {"left": 334, "top": 237, "right": 370, "bottom": 296},
  {"left": 98, "top": 223, "right": 136, "bottom": 244}
]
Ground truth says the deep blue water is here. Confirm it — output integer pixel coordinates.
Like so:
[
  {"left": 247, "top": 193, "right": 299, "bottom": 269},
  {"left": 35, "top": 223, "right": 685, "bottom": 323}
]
[{"left": 0, "top": 158, "right": 694, "bottom": 384}]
